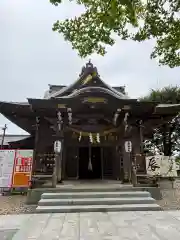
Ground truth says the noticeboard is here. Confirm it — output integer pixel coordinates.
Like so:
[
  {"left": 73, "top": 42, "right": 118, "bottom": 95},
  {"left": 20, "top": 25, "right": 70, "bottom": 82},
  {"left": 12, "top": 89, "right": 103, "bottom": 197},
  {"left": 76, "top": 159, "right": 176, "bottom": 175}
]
[{"left": 0, "top": 150, "right": 15, "bottom": 188}]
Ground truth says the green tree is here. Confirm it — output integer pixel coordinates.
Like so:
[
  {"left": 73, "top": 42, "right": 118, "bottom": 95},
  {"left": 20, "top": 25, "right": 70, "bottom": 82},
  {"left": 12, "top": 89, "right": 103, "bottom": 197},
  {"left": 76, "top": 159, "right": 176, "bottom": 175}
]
[
  {"left": 140, "top": 86, "right": 180, "bottom": 103},
  {"left": 141, "top": 86, "right": 180, "bottom": 155},
  {"left": 50, "top": 0, "right": 180, "bottom": 67}
]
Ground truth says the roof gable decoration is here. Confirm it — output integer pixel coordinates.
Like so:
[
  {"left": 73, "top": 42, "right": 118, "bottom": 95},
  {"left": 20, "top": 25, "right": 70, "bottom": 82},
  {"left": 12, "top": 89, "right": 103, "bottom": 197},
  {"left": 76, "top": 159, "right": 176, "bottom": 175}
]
[
  {"left": 49, "top": 61, "right": 129, "bottom": 99},
  {"left": 49, "top": 60, "right": 99, "bottom": 98},
  {"left": 81, "top": 72, "right": 97, "bottom": 86},
  {"left": 79, "top": 60, "right": 99, "bottom": 78}
]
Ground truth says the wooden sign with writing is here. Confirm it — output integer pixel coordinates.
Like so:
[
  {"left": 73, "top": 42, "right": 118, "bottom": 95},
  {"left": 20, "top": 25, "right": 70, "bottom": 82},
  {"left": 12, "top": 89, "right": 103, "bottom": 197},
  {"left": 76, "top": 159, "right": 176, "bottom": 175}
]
[{"left": 82, "top": 97, "right": 107, "bottom": 104}]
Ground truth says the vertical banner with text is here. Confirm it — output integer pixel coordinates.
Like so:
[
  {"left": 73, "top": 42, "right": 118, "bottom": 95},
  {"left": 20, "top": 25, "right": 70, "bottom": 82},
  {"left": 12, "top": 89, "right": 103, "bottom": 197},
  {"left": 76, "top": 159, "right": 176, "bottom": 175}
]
[{"left": 12, "top": 150, "right": 33, "bottom": 188}]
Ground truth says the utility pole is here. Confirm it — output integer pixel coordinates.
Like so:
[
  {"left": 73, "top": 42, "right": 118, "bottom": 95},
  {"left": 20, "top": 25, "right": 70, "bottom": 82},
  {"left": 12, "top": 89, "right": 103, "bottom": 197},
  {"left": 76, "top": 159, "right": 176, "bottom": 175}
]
[{"left": 1, "top": 124, "right": 7, "bottom": 149}]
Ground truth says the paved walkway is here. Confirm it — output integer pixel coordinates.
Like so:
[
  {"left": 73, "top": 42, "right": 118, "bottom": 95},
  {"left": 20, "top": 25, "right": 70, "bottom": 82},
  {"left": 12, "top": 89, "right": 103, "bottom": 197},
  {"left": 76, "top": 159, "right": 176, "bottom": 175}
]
[{"left": 1, "top": 211, "right": 180, "bottom": 239}]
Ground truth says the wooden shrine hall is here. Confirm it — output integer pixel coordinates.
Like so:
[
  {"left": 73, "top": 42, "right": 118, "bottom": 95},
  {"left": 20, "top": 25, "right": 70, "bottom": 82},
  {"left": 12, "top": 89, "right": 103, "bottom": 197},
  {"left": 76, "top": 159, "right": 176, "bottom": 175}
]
[{"left": 1, "top": 61, "right": 180, "bottom": 186}]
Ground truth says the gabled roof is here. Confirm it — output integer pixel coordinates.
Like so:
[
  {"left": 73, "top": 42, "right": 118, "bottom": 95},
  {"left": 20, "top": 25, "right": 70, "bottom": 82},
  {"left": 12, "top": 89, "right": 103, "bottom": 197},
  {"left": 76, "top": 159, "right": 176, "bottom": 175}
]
[
  {"left": 58, "top": 86, "right": 130, "bottom": 100},
  {"left": 44, "top": 85, "right": 126, "bottom": 99},
  {"left": 47, "top": 61, "right": 129, "bottom": 99}
]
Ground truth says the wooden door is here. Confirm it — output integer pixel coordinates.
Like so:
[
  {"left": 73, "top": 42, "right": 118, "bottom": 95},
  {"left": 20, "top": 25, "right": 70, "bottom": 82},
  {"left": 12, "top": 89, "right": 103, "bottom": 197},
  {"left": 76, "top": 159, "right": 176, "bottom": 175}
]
[
  {"left": 65, "top": 146, "right": 78, "bottom": 179},
  {"left": 102, "top": 147, "right": 114, "bottom": 179}
]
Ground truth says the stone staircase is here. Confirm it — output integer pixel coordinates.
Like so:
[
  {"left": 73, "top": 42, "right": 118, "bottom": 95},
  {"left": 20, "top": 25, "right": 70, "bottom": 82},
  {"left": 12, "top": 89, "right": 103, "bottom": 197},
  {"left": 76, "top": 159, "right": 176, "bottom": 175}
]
[{"left": 36, "top": 184, "right": 161, "bottom": 213}]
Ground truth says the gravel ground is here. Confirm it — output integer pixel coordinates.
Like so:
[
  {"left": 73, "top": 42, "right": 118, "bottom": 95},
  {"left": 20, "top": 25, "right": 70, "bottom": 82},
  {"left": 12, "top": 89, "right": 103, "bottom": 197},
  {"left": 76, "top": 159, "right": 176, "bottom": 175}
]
[
  {"left": 0, "top": 194, "right": 36, "bottom": 215},
  {"left": 0, "top": 182, "right": 180, "bottom": 215}
]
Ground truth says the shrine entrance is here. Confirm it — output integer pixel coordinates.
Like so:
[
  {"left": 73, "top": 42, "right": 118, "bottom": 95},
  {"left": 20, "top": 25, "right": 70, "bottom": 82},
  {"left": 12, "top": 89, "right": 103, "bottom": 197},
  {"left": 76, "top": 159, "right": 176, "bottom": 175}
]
[
  {"left": 65, "top": 145, "right": 115, "bottom": 180},
  {"left": 78, "top": 146, "right": 102, "bottom": 180}
]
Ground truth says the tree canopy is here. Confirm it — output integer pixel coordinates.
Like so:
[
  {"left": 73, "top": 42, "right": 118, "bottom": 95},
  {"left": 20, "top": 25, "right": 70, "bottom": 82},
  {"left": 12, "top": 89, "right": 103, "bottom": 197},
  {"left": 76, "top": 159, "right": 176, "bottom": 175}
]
[
  {"left": 50, "top": 0, "right": 180, "bottom": 68},
  {"left": 140, "top": 86, "right": 180, "bottom": 156},
  {"left": 140, "top": 86, "right": 180, "bottom": 104}
]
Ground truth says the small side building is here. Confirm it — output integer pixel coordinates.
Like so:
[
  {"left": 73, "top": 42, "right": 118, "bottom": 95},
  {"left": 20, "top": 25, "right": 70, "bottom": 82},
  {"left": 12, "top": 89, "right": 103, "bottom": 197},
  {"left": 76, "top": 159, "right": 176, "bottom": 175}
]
[{"left": 0, "top": 134, "right": 31, "bottom": 149}]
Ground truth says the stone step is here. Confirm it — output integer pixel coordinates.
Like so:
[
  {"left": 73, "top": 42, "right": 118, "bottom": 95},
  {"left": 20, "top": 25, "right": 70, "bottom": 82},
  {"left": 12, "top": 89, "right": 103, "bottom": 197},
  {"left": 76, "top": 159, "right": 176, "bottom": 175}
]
[
  {"left": 36, "top": 203, "right": 161, "bottom": 213},
  {"left": 41, "top": 185, "right": 144, "bottom": 193},
  {"left": 41, "top": 191, "right": 151, "bottom": 199},
  {"left": 38, "top": 197, "right": 155, "bottom": 206}
]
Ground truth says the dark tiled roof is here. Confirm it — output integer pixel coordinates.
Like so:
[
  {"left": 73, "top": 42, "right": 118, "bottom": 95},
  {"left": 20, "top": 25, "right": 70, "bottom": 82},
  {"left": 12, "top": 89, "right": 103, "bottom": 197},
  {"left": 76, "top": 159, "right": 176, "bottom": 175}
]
[{"left": 0, "top": 134, "right": 30, "bottom": 145}]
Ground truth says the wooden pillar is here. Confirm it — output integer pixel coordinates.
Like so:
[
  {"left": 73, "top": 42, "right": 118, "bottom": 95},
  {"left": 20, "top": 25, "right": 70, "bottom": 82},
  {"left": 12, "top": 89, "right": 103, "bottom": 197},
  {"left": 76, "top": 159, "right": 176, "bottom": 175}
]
[
  {"left": 122, "top": 139, "right": 132, "bottom": 182},
  {"left": 131, "top": 120, "right": 144, "bottom": 185},
  {"left": 163, "top": 123, "right": 172, "bottom": 156},
  {"left": 57, "top": 111, "right": 64, "bottom": 183},
  {"left": 76, "top": 146, "right": 79, "bottom": 180},
  {"left": 52, "top": 151, "right": 58, "bottom": 187},
  {"left": 139, "top": 120, "right": 144, "bottom": 154},
  {"left": 132, "top": 126, "right": 141, "bottom": 155},
  {"left": 130, "top": 123, "right": 140, "bottom": 185},
  {"left": 52, "top": 111, "right": 64, "bottom": 187},
  {"left": 101, "top": 147, "right": 104, "bottom": 180},
  {"left": 62, "top": 139, "right": 66, "bottom": 180},
  {"left": 32, "top": 117, "right": 40, "bottom": 175},
  {"left": 116, "top": 144, "right": 122, "bottom": 181},
  {"left": 57, "top": 137, "right": 64, "bottom": 183},
  {"left": 122, "top": 110, "right": 132, "bottom": 183}
]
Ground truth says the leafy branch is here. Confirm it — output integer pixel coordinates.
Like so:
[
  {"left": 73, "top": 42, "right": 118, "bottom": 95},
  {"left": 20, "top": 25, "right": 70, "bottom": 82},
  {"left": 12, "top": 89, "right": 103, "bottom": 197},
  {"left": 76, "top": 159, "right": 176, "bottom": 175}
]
[{"left": 50, "top": 0, "right": 180, "bottom": 67}]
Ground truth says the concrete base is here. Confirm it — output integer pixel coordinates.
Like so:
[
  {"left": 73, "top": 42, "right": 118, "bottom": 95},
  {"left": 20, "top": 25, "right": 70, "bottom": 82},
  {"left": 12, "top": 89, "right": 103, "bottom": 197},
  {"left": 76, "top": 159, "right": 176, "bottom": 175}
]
[
  {"left": 159, "top": 179, "right": 176, "bottom": 189},
  {"left": 141, "top": 187, "right": 162, "bottom": 200}
]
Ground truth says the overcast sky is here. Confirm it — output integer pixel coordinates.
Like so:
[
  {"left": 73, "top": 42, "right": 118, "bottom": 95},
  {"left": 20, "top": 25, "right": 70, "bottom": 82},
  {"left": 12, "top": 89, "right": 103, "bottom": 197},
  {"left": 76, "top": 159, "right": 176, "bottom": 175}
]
[{"left": 0, "top": 0, "right": 180, "bottom": 135}]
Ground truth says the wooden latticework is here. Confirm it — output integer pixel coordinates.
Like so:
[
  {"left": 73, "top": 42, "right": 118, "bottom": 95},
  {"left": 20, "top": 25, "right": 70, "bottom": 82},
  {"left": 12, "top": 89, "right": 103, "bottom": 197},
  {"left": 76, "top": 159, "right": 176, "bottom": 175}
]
[{"left": 35, "top": 153, "right": 55, "bottom": 174}]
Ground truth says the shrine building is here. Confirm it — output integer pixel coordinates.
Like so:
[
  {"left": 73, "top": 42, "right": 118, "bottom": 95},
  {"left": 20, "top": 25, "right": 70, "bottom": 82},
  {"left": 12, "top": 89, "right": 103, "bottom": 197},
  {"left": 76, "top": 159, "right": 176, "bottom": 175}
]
[{"left": 0, "top": 61, "right": 180, "bottom": 185}]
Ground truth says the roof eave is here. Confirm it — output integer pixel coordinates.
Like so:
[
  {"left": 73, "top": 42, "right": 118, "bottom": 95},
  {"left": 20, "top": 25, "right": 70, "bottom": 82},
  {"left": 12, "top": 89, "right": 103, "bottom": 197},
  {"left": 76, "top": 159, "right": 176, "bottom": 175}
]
[
  {"left": 155, "top": 103, "right": 180, "bottom": 115},
  {"left": 0, "top": 101, "right": 34, "bottom": 134}
]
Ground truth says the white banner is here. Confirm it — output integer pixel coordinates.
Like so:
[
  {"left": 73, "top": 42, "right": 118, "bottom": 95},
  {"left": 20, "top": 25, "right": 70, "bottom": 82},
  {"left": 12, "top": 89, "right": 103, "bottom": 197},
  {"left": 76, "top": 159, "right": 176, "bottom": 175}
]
[
  {"left": 0, "top": 150, "right": 15, "bottom": 188},
  {"left": 146, "top": 155, "right": 177, "bottom": 177}
]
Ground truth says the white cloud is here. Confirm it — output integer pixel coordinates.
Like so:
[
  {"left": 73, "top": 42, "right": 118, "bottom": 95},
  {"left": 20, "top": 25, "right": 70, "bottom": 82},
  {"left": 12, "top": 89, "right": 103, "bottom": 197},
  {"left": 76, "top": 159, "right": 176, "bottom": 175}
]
[{"left": 0, "top": 0, "right": 180, "bottom": 134}]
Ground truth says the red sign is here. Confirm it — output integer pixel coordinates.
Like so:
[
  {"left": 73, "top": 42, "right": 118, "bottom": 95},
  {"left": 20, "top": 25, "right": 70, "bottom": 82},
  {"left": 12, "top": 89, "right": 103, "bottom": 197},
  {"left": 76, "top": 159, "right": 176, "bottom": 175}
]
[{"left": 12, "top": 150, "right": 33, "bottom": 188}]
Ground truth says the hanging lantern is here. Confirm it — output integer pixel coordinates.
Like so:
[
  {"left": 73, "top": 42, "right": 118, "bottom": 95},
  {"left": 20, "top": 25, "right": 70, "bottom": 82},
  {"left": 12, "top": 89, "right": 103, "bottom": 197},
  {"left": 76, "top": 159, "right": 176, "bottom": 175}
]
[{"left": 54, "top": 140, "right": 61, "bottom": 153}]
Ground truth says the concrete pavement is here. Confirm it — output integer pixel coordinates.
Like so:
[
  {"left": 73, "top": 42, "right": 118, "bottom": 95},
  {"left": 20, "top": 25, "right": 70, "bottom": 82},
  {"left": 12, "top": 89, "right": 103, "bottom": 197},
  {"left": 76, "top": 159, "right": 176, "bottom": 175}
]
[{"left": 1, "top": 211, "right": 180, "bottom": 239}]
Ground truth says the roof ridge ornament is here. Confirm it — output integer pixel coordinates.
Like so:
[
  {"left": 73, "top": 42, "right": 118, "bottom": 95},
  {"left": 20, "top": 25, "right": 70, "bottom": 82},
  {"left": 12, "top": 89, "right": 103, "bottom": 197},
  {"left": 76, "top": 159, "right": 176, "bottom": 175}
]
[
  {"left": 79, "top": 60, "right": 99, "bottom": 77},
  {"left": 87, "top": 59, "right": 92, "bottom": 67}
]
